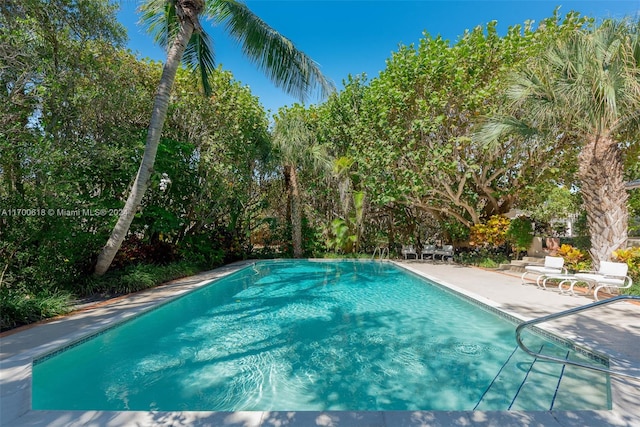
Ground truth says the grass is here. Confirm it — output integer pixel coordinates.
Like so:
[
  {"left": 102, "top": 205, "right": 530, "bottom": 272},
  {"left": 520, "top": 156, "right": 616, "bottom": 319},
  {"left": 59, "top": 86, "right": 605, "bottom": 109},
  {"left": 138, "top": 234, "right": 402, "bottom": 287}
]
[
  {"left": 78, "top": 261, "right": 202, "bottom": 297},
  {"left": 1, "top": 261, "right": 205, "bottom": 332},
  {"left": 0, "top": 288, "right": 72, "bottom": 332}
]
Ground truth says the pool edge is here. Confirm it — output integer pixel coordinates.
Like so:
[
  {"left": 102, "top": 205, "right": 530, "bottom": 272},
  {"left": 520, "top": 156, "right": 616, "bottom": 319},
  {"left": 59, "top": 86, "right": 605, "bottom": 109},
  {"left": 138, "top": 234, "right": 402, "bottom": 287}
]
[{"left": 2, "top": 259, "right": 639, "bottom": 427}]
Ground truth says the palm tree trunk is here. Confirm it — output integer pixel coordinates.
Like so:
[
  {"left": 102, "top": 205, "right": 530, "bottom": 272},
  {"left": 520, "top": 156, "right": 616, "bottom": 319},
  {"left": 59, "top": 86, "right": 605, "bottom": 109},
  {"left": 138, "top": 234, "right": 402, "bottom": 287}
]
[
  {"left": 94, "top": 20, "right": 195, "bottom": 276},
  {"left": 578, "top": 135, "right": 628, "bottom": 269},
  {"left": 286, "top": 165, "right": 303, "bottom": 258}
]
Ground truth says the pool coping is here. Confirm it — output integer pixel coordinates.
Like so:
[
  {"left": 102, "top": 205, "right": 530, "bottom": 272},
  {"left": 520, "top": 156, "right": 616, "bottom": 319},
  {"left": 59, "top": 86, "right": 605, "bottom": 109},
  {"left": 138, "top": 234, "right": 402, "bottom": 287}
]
[{"left": 1, "top": 259, "right": 639, "bottom": 426}]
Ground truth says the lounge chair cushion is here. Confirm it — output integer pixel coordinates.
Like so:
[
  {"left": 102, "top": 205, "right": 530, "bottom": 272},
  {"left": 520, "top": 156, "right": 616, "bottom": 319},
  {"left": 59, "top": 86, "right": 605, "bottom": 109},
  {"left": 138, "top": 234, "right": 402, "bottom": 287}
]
[
  {"left": 572, "top": 261, "right": 632, "bottom": 300},
  {"left": 525, "top": 265, "right": 564, "bottom": 275}
]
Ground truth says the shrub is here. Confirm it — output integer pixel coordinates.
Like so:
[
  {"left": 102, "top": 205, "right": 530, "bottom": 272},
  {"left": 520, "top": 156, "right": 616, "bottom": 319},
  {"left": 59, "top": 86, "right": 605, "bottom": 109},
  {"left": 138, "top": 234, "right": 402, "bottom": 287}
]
[
  {"left": 78, "top": 261, "right": 201, "bottom": 296},
  {"left": 178, "top": 233, "right": 226, "bottom": 269},
  {"left": 0, "top": 287, "right": 71, "bottom": 331},
  {"left": 556, "top": 244, "right": 591, "bottom": 272},
  {"left": 613, "top": 247, "right": 640, "bottom": 295},
  {"left": 456, "top": 248, "right": 509, "bottom": 268},
  {"left": 469, "top": 215, "right": 511, "bottom": 251},
  {"left": 506, "top": 216, "right": 534, "bottom": 258},
  {"left": 111, "top": 235, "right": 179, "bottom": 268}
]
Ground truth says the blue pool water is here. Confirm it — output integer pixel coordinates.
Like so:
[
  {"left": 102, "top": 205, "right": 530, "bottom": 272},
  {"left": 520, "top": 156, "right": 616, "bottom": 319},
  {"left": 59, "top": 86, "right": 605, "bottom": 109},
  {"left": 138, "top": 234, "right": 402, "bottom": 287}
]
[{"left": 32, "top": 260, "right": 610, "bottom": 411}]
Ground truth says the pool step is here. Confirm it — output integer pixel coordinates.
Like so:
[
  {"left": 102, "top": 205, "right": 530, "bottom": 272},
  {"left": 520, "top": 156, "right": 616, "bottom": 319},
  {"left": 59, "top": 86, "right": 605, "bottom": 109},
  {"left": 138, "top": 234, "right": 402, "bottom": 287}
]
[
  {"left": 475, "top": 343, "right": 610, "bottom": 411},
  {"left": 551, "top": 353, "right": 611, "bottom": 410},
  {"left": 508, "top": 349, "right": 567, "bottom": 410},
  {"left": 474, "top": 345, "right": 541, "bottom": 410}
]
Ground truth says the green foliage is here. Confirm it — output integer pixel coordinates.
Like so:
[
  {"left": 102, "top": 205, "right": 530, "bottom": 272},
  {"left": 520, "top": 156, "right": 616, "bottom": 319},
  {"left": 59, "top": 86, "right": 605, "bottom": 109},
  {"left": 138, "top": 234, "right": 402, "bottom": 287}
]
[
  {"left": 456, "top": 248, "right": 510, "bottom": 268},
  {"left": 527, "top": 187, "right": 579, "bottom": 227},
  {"left": 613, "top": 247, "right": 640, "bottom": 295},
  {"left": 0, "top": 288, "right": 72, "bottom": 331},
  {"left": 506, "top": 216, "right": 534, "bottom": 255},
  {"left": 441, "top": 219, "right": 470, "bottom": 244},
  {"left": 0, "top": 1, "right": 272, "bottom": 329},
  {"left": 111, "top": 236, "right": 179, "bottom": 269},
  {"left": 469, "top": 215, "right": 511, "bottom": 250},
  {"left": 79, "top": 261, "right": 201, "bottom": 297},
  {"left": 4, "top": 5, "right": 640, "bottom": 332},
  {"left": 556, "top": 244, "right": 592, "bottom": 273},
  {"left": 327, "top": 218, "right": 357, "bottom": 253},
  {"left": 482, "top": 16, "right": 640, "bottom": 262},
  {"left": 271, "top": 105, "right": 333, "bottom": 257}
]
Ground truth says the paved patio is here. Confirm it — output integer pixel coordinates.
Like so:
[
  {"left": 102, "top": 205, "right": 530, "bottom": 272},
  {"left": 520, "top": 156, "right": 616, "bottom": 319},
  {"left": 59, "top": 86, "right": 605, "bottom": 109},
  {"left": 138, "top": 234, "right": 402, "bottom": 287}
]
[{"left": 1, "top": 260, "right": 639, "bottom": 426}]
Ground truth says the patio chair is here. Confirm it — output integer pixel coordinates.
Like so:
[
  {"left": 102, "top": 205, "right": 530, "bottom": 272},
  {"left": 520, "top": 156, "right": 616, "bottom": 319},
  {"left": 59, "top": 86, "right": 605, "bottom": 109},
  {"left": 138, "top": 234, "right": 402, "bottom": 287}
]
[
  {"left": 421, "top": 244, "right": 436, "bottom": 260},
  {"left": 402, "top": 244, "right": 418, "bottom": 260},
  {"left": 434, "top": 244, "right": 454, "bottom": 261},
  {"left": 573, "top": 261, "right": 633, "bottom": 301},
  {"left": 521, "top": 256, "right": 566, "bottom": 287}
]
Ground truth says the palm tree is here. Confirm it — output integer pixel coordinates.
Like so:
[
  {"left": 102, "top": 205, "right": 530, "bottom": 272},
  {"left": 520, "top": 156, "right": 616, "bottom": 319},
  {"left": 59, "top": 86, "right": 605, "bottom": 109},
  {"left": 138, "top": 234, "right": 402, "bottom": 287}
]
[
  {"left": 272, "top": 106, "right": 332, "bottom": 258},
  {"left": 94, "top": 0, "right": 334, "bottom": 275},
  {"left": 478, "top": 19, "right": 640, "bottom": 267}
]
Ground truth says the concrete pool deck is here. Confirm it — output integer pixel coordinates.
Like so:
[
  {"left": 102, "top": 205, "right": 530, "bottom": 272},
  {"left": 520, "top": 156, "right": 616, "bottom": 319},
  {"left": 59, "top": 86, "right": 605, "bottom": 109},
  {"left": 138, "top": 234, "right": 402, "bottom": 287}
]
[{"left": 1, "top": 260, "right": 639, "bottom": 426}]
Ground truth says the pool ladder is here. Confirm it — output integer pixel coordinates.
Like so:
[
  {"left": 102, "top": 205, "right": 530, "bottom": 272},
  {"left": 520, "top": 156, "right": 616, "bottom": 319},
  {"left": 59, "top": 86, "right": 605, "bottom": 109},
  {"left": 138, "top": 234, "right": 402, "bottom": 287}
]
[
  {"left": 515, "top": 295, "right": 640, "bottom": 381},
  {"left": 372, "top": 246, "right": 389, "bottom": 260}
]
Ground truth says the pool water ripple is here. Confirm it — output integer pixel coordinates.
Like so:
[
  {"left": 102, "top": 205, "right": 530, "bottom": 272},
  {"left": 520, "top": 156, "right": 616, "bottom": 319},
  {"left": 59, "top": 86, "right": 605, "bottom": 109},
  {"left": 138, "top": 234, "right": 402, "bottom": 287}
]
[{"left": 32, "top": 260, "right": 610, "bottom": 412}]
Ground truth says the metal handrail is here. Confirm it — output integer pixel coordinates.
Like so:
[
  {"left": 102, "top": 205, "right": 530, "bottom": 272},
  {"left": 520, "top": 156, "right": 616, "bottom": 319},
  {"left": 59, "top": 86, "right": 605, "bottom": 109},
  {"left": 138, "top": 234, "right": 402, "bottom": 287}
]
[
  {"left": 515, "top": 295, "right": 640, "bottom": 381},
  {"left": 372, "top": 247, "right": 389, "bottom": 260}
]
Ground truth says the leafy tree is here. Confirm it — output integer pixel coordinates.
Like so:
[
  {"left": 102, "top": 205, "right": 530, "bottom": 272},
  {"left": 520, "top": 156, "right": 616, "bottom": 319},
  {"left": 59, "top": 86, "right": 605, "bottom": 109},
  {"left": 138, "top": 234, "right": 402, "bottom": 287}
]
[
  {"left": 315, "top": 12, "right": 587, "bottom": 246},
  {"left": 0, "top": 0, "right": 132, "bottom": 328},
  {"left": 272, "top": 106, "right": 332, "bottom": 257},
  {"left": 524, "top": 186, "right": 580, "bottom": 236},
  {"left": 94, "top": 0, "right": 334, "bottom": 274},
  {"left": 506, "top": 216, "right": 534, "bottom": 258},
  {"left": 163, "top": 66, "right": 271, "bottom": 262},
  {"left": 479, "top": 18, "right": 640, "bottom": 266}
]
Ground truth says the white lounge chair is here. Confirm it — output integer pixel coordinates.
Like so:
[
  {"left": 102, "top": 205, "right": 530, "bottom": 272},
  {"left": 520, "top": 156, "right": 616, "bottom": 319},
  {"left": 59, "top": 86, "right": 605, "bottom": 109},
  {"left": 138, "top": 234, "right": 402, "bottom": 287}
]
[
  {"left": 434, "top": 244, "right": 454, "bottom": 261},
  {"left": 402, "top": 245, "right": 418, "bottom": 260},
  {"left": 521, "top": 256, "right": 566, "bottom": 287},
  {"left": 421, "top": 244, "right": 435, "bottom": 260},
  {"left": 572, "top": 261, "right": 633, "bottom": 301}
]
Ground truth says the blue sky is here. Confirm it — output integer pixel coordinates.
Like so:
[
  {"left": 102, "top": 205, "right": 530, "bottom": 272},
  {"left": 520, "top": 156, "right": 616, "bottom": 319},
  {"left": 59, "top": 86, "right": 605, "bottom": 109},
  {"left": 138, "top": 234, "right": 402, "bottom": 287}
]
[{"left": 117, "top": 1, "right": 640, "bottom": 116}]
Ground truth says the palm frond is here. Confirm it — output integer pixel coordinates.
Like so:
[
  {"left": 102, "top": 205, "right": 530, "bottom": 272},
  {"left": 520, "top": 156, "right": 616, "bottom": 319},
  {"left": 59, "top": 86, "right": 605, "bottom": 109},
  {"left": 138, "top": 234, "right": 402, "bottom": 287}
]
[
  {"left": 183, "top": 31, "right": 216, "bottom": 96},
  {"left": 139, "top": 0, "right": 179, "bottom": 52},
  {"left": 209, "top": 0, "right": 335, "bottom": 102},
  {"left": 474, "top": 116, "right": 537, "bottom": 149},
  {"left": 502, "top": 19, "right": 640, "bottom": 139}
]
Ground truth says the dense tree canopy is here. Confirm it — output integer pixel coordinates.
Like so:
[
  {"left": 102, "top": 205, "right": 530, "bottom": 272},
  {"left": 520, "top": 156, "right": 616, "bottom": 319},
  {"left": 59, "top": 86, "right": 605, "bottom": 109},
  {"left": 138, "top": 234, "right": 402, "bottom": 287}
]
[
  {"left": 479, "top": 17, "right": 640, "bottom": 265},
  {"left": 311, "top": 11, "right": 591, "bottom": 245},
  {"left": 2, "top": 5, "right": 639, "bottom": 329}
]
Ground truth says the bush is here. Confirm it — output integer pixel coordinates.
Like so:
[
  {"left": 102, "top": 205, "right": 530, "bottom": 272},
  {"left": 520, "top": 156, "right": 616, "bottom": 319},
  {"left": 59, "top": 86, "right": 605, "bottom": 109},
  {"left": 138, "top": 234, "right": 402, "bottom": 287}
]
[
  {"left": 79, "top": 261, "right": 201, "bottom": 296},
  {"left": 613, "top": 247, "right": 640, "bottom": 295},
  {"left": 506, "top": 217, "right": 534, "bottom": 257},
  {"left": 456, "top": 248, "right": 510, "bottom": 268},
  {"left": 469, "top": 215, "right": 511, "bottom": 255},
  {"left": 111, "top": 235, "right": 179, "bottom": 268},
  {"left": 559, "top": 236, "right": 591, "bottom": 251},
  {"left": 556, "top": 244, "right": 591, "bottom": 272},
  {"left": 0, "top": 287, "right": 71, "bottom": 331}
]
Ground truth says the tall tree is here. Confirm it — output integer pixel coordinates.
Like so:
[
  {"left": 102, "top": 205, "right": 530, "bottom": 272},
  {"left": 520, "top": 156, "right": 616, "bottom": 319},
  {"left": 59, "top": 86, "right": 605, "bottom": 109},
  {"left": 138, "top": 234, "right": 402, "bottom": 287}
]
[
  {"left": 479, "top": 18, "right": 640, "bottom": 266},
  {"left": 318, "top": 14, "right": 584, "bottom": 235},
  {"left": 94, "top": 0, "right": 334, "bottom": 275},
  {"left": 272, "top": 106, "right": 332, "bottom": 258}
]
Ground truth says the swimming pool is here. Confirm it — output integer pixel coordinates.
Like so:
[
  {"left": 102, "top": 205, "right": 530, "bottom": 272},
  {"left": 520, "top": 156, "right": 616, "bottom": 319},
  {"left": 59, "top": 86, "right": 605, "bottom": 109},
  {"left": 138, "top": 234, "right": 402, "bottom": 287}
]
[{"left": 32, "top": 260, "right": 610, "bottom": 411}]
